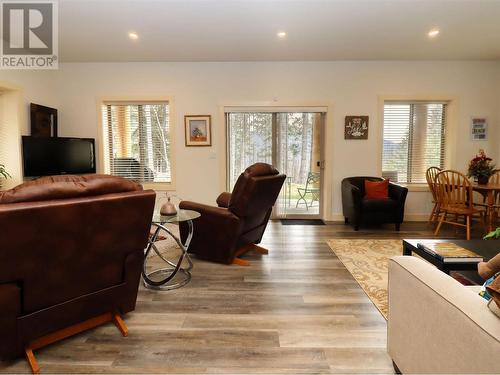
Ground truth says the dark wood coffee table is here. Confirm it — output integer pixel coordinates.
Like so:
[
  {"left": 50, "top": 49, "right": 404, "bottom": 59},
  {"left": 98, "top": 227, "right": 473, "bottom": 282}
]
[{"left": 403, "top": 239, "right": 499, "bottom": 275}]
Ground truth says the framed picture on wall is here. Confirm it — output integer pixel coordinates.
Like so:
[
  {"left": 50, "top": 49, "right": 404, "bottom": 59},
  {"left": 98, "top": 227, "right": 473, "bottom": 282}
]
[
  {"left": 471, "top": 117, "right": 487, "bottom": 141},
  {"left": 30, "top": 103, "right": 58, "bottom": 137},
  {"left": 345, "top": 116, "right": 369, "bottom": 140},
  {"left": 184, "top": 115, "right": 212, "bottom": 146}
]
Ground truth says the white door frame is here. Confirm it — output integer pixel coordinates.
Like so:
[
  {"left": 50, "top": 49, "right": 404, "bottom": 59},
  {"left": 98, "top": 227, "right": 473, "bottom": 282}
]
[{"left": 223, "top": 107, "right": 327, "bottom": 220}]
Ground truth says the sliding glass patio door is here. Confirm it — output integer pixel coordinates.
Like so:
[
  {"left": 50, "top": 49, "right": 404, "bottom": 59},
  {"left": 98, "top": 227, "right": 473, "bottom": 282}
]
[{"left": 226, "top": 109, "right": 325, "bottom": 219}]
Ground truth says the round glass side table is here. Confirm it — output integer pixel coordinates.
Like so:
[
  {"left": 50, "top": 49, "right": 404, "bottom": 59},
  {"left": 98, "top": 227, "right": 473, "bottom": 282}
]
[{"left": 142, "top": 209, "right": 200, "bottom": 290}]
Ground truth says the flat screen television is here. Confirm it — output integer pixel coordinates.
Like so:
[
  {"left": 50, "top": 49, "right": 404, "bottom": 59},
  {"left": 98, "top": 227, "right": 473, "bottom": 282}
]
[{"left": 22, "top": 136, "right": 96, "bottom": 177}]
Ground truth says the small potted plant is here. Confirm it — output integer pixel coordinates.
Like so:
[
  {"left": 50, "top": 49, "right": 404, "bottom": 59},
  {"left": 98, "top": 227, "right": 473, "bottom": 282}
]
[
  {"left": 484, "top": 227, "right": 500, "bottom": 239},
  {"left": 467, "top": 149, "right": 496, "bottom": 185},
  {"left": 0, "top": 164, "right": 11, "bottom": 189}
]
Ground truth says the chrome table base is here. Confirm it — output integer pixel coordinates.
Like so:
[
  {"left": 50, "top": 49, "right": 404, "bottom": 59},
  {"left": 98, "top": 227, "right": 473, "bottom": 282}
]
[{"left": 142, "top": 220, "right": 194, "bottom": 290}]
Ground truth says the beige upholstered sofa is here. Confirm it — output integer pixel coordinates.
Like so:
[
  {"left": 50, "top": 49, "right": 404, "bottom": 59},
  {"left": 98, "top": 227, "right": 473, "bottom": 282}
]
[{"left": 388, "top": 256, "right": 500, "bottom": 374}]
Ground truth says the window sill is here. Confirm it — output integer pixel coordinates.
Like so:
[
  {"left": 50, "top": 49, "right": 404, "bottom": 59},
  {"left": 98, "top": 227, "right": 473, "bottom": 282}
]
[
  {"left": 142, "top": 182, "right": 176, "bottom": 191},
  {"left": 397, "top": 183, "right": 430, "bottom": 192}
]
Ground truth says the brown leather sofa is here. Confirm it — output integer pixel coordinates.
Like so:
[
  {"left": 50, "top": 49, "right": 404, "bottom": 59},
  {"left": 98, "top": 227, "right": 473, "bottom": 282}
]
[
  {"left": 0, "top": 174, "right": 155, "bottom": 366},
  {"left": 179, "top": 163, "right": 286, "bottom": 265}
]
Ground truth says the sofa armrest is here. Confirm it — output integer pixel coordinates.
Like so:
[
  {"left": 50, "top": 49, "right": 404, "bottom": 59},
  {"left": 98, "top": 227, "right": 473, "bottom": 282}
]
[
  {"left": 388, "top": 256, "right": 500, "bottom": 374},
  {"left": 388, "top": 183, "right": 408, "bottom": 222},
  {"left": 341, "top": 179, "right": 362, "bottom": 211},
  {"left": 350, "top": 184, "right": 362, "bottom": 204},
  {"left": 216, "top": 192, "right": 232, "bottom": 208},
  {"left": 388, "top": 183, "right": 408, "bottom": 203},
  {"left": 180, "top": 200, "right": 238, "bottom": 221}
]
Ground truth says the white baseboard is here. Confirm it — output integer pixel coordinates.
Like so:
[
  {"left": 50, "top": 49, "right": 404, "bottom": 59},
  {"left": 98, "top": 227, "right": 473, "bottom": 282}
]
[
  {"left": 328, "top": 213, "right": 429, "bottom": 222},
  {"left": 404, "top": 214, "right": 429, "bottom": 221},
  {"left": 329, "top": 214, "right": 346, "bottom": 222}
]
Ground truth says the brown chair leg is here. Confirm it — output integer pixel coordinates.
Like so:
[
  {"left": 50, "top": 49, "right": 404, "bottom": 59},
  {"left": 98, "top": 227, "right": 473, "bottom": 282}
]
[
  {"left": 251, "top": 244, "right": 269, "bottom": 255},
  {"left": 112, "top": 312, "right": 128, "bottom": 337},
  {"left": 232, "top": 257, "right": 250, "bottom": 266},
  {"left": 434, "top": 212, "right": 445, "bottom": 236},
  {"left": 25, "top": 349, "right": 40, "bottom": 374},
  {"left": 428, "top": 204, "right": 437, "bottom": 223},
  {"left": 466, "top": 215, "right": 471, "bottom": 240},
  {"left": 435, "top": 204, "right": 442, "bottom": 223},
  {"left": 24, "top": 312, "right": 128, "bottom": 374},
  {"left": 232, "top": 244, "right": 269, "bottom": 266}
]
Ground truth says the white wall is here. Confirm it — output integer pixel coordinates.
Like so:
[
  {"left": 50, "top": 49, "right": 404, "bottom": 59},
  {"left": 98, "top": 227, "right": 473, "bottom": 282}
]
[
  {"left": 0, "top": 71, "right": 59, "bottom": 134},
  {"left": 498, "top": 64, "right": 500, "bottom": 162},
  {"left": 1, "top": 61, "right": 499, "bottom": 221},
  {"left": 0, "top": 71, "right": 59, "bottom": 188}
]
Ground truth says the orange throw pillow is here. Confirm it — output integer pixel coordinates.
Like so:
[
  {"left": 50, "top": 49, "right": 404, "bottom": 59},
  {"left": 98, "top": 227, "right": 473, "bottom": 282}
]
[{"left": 364, "top": 179, "right": 389, "bottom": 199}]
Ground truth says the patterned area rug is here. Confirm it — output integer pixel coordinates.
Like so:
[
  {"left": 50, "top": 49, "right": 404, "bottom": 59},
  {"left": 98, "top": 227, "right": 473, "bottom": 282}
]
[
  {"left": 326, "top": 239, "right": 402, "bottom": 320},
  {"left": 326, "top": 239, "right": 478, "bottom": 319},
  {"left": 147, "top": 224, "right": 182, "bottom": 259}
]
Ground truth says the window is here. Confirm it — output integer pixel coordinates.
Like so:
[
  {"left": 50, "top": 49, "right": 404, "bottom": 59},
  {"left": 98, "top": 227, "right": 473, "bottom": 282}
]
[
  {"left": 382, "top": 101, "right": 447, "bottom": 183},
  {"left": 227, "top": 112, "right": 273, "bottom": 188},
  {"left": 226, "top": 109, "right": 325, "bottom": 218},
  {"left": 102, "top": 101, "right": 172, "bottom": 184}
]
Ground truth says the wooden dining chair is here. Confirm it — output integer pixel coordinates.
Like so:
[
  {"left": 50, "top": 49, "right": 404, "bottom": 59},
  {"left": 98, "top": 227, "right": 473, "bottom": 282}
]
[
  {"left": 472, "top": 169, "right": 500, "bottom": 209},
  {"left": 434, "top": 170, "right": 486, "bottom": 240},
  {"left": 489, "top": 170, "right": 500, "bottom": 202},
  {"left": 426, "top": 166, "right": 442, "bottom": 223},
  {"left": 489, "top": 170, "right": 500, "bottom": 221}
]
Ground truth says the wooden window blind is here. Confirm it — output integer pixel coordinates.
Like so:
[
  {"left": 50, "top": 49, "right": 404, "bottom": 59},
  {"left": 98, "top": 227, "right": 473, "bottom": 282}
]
[
  {"left": 382, "top": 101, "right": 447, "bottom": 183},
  {"left": 101, "top": 102, "right": 172, "bottom": 183}
]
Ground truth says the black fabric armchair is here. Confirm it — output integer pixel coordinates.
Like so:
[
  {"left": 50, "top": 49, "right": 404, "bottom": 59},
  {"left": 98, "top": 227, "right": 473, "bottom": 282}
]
[{"left": 341, "top": 176, "right": 408, "bottom": 231}]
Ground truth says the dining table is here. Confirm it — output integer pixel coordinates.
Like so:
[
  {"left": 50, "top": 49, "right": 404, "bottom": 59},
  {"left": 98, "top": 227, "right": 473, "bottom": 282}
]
[{"left": 472, "top": 182, "right": 500, "bottom": 232}]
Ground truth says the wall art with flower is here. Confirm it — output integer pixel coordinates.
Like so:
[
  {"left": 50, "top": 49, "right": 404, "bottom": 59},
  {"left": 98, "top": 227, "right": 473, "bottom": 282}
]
[
  {"left": 345, "top": 116, "right": 369, "bottom": 140},
  {"left": 184, "top": 115, "right": 212, "bottom": 146}
]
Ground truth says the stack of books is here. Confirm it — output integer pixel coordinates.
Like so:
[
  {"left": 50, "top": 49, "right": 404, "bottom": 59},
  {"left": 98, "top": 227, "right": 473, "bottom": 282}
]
[{"left": 416, "top": 241, "right": 483, "bottom": 263}]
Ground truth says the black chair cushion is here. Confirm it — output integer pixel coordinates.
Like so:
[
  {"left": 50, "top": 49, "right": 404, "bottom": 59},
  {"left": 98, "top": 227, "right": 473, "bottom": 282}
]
[{"left": 362, "top": 197, "right": 399, "bottom": 212}]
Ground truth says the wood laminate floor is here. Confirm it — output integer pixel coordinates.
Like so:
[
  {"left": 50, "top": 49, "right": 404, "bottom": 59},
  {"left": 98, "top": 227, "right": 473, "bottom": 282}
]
[{"left": 0, "top": 221, "right": 483, "bottom": 374}]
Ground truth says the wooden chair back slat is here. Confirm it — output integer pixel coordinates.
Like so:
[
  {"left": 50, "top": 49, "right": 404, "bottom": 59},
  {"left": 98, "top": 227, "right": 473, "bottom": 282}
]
[
  {"left": 490, "top": 170, "right": 500, "bottom": 185},
  {"left": 435, "top": 170, "right": 472, "bottom": 209},
  {"left": 426, "top": 166, "right": 441, "bottom": 202}
]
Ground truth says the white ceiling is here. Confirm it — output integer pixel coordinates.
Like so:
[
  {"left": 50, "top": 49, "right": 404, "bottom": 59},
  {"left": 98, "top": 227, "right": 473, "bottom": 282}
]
[{"left": 59, "top": 0, "right": 500, "bottom": 62}]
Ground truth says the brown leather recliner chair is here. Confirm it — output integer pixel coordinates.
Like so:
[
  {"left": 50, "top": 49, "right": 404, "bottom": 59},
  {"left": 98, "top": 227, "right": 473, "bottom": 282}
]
[
  {"left": 179, "top": 163, "right": 286, "bottom": 265},
  {"left": 0, "top": 174, "right": 155, "bottom": 371}
]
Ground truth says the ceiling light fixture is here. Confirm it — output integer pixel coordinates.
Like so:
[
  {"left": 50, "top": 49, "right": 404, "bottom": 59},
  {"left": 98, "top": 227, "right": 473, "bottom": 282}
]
[
  {"left": 128, "top": 32, "right": 139, "bottom": 40},
  {"left": 277, "top": 31, "right": 287, "bottom": 38},
  {"left": 428, "top": 28, "right": 440, "bottom": 38}
]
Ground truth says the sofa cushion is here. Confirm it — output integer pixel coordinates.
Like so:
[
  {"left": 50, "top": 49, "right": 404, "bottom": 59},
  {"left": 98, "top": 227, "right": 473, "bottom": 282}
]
[
  {"left": 0, "top": 174, "right": 142, "bottom": 204},
  {"left": 488, "top": 299, "right": 500, "bottom": 318},
  {"left": 486, "top": 274, "right": 500, "bottom": 308},
  {"left": 388, "top": 256, "right": 500, "bottom": 374},
  {"left": 466, "top": 285, "right": 483, "bottom": 294},
  {"left": 362, "top": 197, "right": 398, "bottom": 211}
]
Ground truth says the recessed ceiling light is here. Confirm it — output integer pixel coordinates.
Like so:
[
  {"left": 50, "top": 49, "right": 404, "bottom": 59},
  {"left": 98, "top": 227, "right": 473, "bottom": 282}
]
[
  {"left": 128, "top": 32, "right": 139, "bottom": 40},
  {"left": 277, "top": 31, "right": 287, "bottom": 38},
  {"left": 428, "top": 28, "right": 440, "bottom": 38}
]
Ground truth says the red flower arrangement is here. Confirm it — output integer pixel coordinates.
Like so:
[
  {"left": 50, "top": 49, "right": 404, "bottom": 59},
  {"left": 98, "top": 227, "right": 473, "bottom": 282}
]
[{"left": 467, "top": 149, "right": 496, "bottom": 184}]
